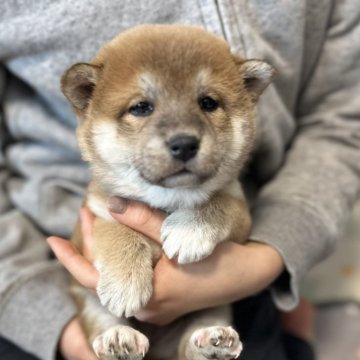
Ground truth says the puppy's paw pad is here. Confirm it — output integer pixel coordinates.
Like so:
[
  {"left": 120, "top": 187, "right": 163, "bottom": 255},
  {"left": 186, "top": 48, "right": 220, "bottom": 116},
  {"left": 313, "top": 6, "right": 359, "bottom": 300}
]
[
  {"left": 191, "top": 326, "right": 242, "bottom": 360},
  {"left": 93, "top": 325, "right": 149, "bottom": 360}
]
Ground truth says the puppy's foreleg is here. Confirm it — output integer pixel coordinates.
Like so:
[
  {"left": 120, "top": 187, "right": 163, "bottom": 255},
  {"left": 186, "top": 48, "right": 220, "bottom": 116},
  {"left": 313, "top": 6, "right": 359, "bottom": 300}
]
[
  {"left": 92, "top": 217, "right": 160, "bottom": 318},
  {"left": 162, "top": 180, "right": 251, "bottom": 264},
  {"left": 72, "top": 285, "right": 149, "bottom": 360}
]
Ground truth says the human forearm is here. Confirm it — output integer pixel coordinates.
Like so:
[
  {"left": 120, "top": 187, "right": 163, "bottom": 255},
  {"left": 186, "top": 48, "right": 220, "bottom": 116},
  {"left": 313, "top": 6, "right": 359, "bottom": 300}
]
[
  {"left": 250, "top": 0, "right": 360, "bottom": 310},
  {"left": 0, "top": 189, "right": 77, "bottom": 359},
  {"left": 0, "top": 267, "right": 77, "bottom": 360},
  {"left": 0, "top": 123, "right": 78, "bottom": 360}
]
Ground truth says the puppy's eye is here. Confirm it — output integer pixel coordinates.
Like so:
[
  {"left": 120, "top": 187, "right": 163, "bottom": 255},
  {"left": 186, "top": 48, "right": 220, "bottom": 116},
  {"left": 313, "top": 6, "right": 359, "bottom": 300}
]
[
  {"left": 199, "top": 96, "right": 219, "bottom": 112},
  {"left": 129, "top": 101, "right": 154, "bottom": 117}
]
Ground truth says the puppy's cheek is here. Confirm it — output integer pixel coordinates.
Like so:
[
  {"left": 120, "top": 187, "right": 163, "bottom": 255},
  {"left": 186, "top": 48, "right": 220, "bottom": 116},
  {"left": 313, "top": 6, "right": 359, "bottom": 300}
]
[
  {"left": 194, "top": 136, "right": 225, "bottom": 173},
  {"left": 91, "top": 120, "right": 133, "bottom": 164},
  {"left": 229, "top": 116, "right": 250, "bottom": 159},
  {"left": 191, "top": 152, "right": 220, "bottom": 177}
]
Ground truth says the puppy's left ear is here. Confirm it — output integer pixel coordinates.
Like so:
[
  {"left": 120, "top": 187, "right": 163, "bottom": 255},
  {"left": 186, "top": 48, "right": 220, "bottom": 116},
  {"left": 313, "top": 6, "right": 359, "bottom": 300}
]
[{"left": 237, "top": 59, "right": 276, "bottom": 102}]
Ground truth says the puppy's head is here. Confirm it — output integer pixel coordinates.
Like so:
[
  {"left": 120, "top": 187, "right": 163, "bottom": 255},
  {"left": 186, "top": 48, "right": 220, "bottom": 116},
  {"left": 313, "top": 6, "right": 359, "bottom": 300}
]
[{"left": 61, "top": 25, "right": 275, "bottom": 208}]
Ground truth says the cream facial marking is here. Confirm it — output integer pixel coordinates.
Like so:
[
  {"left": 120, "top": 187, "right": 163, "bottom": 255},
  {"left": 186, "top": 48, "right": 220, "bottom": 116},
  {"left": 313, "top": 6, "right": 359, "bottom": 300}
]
[
  {"left": 195, "top": 68, "right": 211, "bottom": 94},
  {"left": 92, "top": 121, "right": 132, "bottom": 165},
  {"left": 137, "top": 72, "right": 159, "bottom": 101},
  {"left": 230, "top": 115, "right": 246, "bottom": 159}
]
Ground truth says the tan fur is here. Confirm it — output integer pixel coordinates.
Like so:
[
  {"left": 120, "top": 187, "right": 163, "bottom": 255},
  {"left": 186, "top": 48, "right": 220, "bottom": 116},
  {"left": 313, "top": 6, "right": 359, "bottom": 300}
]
[{"left": 61, "top": 24, "right": 275, "bottom": 360}]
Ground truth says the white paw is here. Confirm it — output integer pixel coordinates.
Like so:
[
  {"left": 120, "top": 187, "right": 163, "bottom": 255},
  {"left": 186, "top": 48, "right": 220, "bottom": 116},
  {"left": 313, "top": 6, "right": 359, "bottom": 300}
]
[
  {"left": 93, "top": 325, "right": 149, "bottom": 360},
  {"left": 190, "top": 326, "right": 243, "bottom": 360},
  {"left": 161, "top": 210, "right": 226, "bottom": 264},
  {"left": 96, "top": 263, "right": 152, "bottom": 318}
]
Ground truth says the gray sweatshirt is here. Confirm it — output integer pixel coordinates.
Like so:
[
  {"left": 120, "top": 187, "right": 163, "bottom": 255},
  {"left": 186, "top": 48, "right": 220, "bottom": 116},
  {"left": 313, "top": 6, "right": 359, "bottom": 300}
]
[{"left": 0, "top": 1, "right": 359, "bottom": 359}]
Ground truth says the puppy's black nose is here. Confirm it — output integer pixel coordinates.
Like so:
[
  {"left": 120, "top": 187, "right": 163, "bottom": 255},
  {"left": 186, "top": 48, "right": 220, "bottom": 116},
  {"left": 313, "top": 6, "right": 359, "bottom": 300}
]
[{"left": 168, "top": 135, "right": 199, "bottom": 162}]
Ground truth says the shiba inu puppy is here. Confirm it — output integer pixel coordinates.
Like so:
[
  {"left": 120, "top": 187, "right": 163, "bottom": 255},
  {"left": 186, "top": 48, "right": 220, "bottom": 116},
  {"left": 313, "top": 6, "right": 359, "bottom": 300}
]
[{"left": 61, "top": 24, "right": 275, "bottom": 360}]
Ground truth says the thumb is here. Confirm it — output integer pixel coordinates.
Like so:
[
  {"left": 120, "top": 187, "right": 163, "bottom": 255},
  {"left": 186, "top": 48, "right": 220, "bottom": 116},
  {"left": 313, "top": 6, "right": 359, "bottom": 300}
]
[{"left": 108, "top": 197, "right": 165, "bottom": 244}]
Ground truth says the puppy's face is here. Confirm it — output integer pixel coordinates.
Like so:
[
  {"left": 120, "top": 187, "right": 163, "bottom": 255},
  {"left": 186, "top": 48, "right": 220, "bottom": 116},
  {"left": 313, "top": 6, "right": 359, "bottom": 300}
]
[{"left": 62, "top": 25, "right": 274, "bottom": 204}]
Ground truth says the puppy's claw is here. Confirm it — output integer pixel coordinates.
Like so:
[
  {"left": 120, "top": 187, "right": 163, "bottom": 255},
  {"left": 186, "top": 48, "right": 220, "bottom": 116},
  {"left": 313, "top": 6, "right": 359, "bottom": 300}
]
[
  {"left": 231, "top": 344, "right": 243, "bottom": 359},
  {"left": 190, "top": 326, "right": 242, "bottom": 360},
  {"left": 93, "top": 325, "right": 149, "bottom": 359}
]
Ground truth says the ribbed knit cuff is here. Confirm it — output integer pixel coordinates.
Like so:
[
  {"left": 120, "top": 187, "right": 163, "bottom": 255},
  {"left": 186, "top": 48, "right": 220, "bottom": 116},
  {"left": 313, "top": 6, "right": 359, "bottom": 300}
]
[
  {"left": 0, "top": 269, "right": 77, "bottom": 360},
  {"left": 250, "top": 200, "right": 335, "bottom": 311}
]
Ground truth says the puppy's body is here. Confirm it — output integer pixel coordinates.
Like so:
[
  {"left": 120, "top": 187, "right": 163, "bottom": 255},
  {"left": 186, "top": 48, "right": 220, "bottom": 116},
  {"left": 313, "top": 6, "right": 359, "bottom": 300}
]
[{"left": 62, "top": 24, "right": 274, "bottom": 360}]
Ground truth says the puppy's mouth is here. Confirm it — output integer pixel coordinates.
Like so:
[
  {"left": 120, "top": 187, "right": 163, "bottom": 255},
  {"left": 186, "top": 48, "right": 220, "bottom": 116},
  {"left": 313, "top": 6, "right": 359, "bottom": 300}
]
[
  {"left": 140, "top": 165, "right": 210, "bottom": 189},
  {"left": 160, "top": 169, "right": 204, "bottom": 188},
  {"left": 137, "top": 156, "right": 218, "bottom": 189}
]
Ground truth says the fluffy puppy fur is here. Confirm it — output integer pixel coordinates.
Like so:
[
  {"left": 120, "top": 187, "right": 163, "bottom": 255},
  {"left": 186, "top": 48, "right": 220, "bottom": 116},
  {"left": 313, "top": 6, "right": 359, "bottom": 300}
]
[{"left": 61, "top": 24, "right": 275, "bottom": 360}]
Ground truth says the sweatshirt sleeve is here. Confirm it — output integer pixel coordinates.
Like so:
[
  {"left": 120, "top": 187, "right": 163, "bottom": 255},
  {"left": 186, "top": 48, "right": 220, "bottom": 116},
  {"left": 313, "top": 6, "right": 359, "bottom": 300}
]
[
  {"left": 0, "top": 66, "right": 77, "bottom": 360},
  {"left": 250, "top": 0, "right": 360, "bottom": 311}
]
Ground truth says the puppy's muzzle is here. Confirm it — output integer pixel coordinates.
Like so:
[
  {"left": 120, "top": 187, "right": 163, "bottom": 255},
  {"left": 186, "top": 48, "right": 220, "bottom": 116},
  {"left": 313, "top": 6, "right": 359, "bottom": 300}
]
[{"left": 168, "top": 134, "right": 199, "bottom": 162}]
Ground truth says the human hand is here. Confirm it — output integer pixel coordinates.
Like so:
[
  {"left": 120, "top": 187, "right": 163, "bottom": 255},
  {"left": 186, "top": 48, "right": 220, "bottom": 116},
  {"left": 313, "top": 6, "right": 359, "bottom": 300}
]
[
  {"left": 47, "top": 203, "right": 164, "bottom": 291},
  {"left": 107, "top": 199, "right": 284, "bottom": 325},
  {"left": 48, "top": 208, "right": 99, "bottom": 290},
  {"left": 49, "top": 200, "right": 284, "bottom": 327},
  {"left": 59, "top": 317, "right": 97, "bottom": 360},
  {"left": 48, "top": 210, "right": 98, "bottom": 360}
]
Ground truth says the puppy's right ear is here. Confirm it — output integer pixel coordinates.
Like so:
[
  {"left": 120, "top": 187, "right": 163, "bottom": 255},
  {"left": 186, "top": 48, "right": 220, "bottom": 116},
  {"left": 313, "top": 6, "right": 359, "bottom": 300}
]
[{"left": 61, "top": 63, "right": 102, "bottom": 112}]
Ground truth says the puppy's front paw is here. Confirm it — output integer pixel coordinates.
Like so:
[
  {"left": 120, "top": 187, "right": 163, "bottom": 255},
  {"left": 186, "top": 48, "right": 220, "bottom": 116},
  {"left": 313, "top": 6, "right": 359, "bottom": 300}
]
[
  {"left": 161, "top": 210, "right": 223, "bottom": 264},
  {"left": 190, "top": 326, "right": 242, "bottom": 360},
  {"left": 93, "top": 325, "right": 149, "bottom": 360},
  {"left": 96, "top": 263, "right": 152, "bottom": 318}
]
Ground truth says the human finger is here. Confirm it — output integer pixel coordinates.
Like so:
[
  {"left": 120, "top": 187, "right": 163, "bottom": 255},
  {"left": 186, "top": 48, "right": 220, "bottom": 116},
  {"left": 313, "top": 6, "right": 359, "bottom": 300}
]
[
  {"left": 47, "top": 236, "right": 99, "bottom": 289},
  {"left": 108, "top": 197, "right": 165, "bottom": 244},
  {"left": 60, "top": 317, "right": 97, "bottom": 360}
]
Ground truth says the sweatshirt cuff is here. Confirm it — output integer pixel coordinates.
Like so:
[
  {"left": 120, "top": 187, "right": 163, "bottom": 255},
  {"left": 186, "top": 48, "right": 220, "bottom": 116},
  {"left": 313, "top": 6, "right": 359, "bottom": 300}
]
[
  {"left": 250, "top": 200, "right": 335, "bottom": 311},
  {"left": 0, "top": 268, "right": 77, "bottom": 360}
]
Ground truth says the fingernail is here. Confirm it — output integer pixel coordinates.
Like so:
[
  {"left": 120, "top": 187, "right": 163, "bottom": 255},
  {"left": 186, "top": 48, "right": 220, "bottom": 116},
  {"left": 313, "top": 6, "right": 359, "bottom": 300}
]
[{"left": 108, "top": 196, "right": 128, "bottom": 214}]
